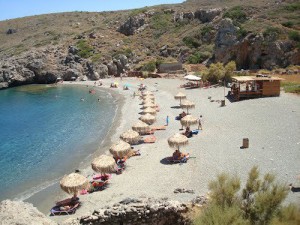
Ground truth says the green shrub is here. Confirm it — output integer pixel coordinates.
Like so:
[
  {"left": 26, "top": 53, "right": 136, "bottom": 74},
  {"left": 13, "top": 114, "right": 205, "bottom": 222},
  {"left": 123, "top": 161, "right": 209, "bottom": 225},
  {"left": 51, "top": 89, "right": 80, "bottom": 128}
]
[
  {"left": 201, "top": 25, "right": 213, "bottom": 36},
  {"left": 193, "top": 166, "right": 297, "bottom": 225},
  {"left": 141, "top": 61, "right": 156, "bottom": 72},
  {"left": 76, "top": 40, "right": 93, "bottom": 58},
  {"left": 150, "top": 13, "right": 173, "bottom": 38},
  {"left": 288, "top": 31, "right": 300, "bottom": 42},
  {"left": 182, "top": 36, "right": 201, "bottom": 48},
  {"left": 284, "top": 2, "right": 300, "bottom": 12},
  {"left": 263, "top": 27, "right": 281, "bottom": 40},
  {"left": 223, "top": 6, "right": 247, "bottom": 23},
  {"left": 237, "top": 26, "right": 247, "bottom": 38},
  {"left": 188, "top": 52, "right": 204, "bottom": 64},
  {"left": 282, "top": 21, "right": 294, "bottom": 28},
  {"left": 91, "top": 53, "right": 101, "bottom": 63},
  {"left": 130, "top": 8, "right": 147, "bottom": 17},
  {"left": 282, "top": 82, "right": 300, "bottom": 94}
]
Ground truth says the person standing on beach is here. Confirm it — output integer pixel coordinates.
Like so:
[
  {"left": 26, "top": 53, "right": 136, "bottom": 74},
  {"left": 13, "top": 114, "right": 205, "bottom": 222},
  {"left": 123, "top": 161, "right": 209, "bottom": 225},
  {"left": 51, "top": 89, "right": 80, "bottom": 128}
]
[
  {"left": 198, "top": 115, "right": 203, "bottom": 130},
  {"left": 166, "top": 115, "right": 169, "bottom": 126}
]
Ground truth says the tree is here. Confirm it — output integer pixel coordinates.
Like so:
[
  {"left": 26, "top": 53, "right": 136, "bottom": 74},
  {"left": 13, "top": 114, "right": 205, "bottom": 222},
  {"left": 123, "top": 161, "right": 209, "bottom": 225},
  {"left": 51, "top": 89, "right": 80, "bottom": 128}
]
[
  {"left": 224, "top": 61, "right": 236, "bottom": 82},
  {"left": 205, "top": 62, "right": 225, "bottom": 84}
]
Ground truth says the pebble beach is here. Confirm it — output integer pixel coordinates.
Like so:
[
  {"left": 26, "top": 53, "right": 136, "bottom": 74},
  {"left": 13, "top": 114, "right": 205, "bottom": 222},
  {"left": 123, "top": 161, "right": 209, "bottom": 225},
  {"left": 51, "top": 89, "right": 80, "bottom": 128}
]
[{"left": 45, "top": 77, "right": 299, "bottom": 223}]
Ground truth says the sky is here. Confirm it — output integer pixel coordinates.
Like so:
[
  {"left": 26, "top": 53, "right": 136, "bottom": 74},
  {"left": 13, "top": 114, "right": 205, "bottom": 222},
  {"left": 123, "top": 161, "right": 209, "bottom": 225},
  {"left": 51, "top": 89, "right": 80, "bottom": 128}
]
[{"left": 0, "top": 0, "right": 185, "bottom": 21}]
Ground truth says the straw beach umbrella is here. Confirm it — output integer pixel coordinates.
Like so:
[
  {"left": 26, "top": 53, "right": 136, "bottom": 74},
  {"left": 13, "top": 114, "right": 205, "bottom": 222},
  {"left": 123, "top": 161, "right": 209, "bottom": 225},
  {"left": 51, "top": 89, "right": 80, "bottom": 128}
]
[
  {"left": 120, "top": 129, "right": 141, "bottom": 144},
  {"left": 180, "top": 100, "right": 195, "bottom": 114},
  {"left": 142, "top": 91, "right": 153, "bottom": 96},
  {"left": 110, "top": 140, "right": 131, "bottom": 158},
  {"left": 92, "top": 155, "right": 116, "bottom": 174},
  {"left": 143, "top": 102, "right": 156, "bottom": 108},
  {"left": 142, "top": 95, "right": 155, "bottom": 100},
  {"left": 168, "top": 133, "right": 188, "bottom": 150},
  {"left": 143, "top": 107, "right": 156, "bottom": 115},
  {"left": 174, "top": 92, "right": 187, "bottom": 105},
  {"left": 180, "top": 114, "right": 198, "bottom": 128},
  {"left": 142, "top": 99, "right": 154, "bottom": 104},
  {"left": 132, "top": 120, "right": 150, "bottom": 134},
  {"left": 139, "top": 113, "right": 156, "bottom": 125},
  {"left": 60, "top": 173, "right": 89, "bottom": 197}
]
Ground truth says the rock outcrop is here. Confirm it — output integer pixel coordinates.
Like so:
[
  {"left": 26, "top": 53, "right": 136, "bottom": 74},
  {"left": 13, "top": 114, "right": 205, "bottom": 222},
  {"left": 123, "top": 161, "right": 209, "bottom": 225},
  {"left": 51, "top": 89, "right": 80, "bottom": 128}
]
[
  {"left": 0, "top": 196, "right": 208, "bottom": 225},
  {"left": 0, "top": 200, "right": 56, "bottom": 225},
  {"left": 118, "top": 14, "right": 146, "bottom": 36},
  {"left": 174, "top": 8, "right": 222, "bottom": 23},
  {"left": 194, "top": 8, "right": 222, "bottom": 23},
  {"left": 64, "top": 197, "right": 192, "bottom": 225},
  {"left": 0, "top": 45, "right": 130, "bottom": 89},
  {"left": 213, "top": 19, "right": 300, "bottom": 69}
]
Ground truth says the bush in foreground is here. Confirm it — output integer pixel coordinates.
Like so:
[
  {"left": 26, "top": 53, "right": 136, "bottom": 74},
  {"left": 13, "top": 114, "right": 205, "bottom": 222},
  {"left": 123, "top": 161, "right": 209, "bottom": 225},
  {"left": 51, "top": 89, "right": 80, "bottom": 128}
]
[{"left": 193, "top": 166, "right": 300, "bottom": 225}]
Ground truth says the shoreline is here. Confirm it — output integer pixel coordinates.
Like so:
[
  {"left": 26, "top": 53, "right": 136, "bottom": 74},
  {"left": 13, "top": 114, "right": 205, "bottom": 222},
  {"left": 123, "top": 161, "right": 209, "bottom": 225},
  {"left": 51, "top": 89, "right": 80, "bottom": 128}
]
[
  {"left": 25, "top": 80, "right": 127, "bottom": 214},
  {"left": 2, "top": 77, "right": 299, "bottom": 223}
]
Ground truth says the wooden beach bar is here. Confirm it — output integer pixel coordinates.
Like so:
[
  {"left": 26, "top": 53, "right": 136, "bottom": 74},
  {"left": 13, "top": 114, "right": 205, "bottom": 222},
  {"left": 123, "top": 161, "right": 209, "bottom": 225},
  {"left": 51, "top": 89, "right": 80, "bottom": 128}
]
[{"left": 230, "top": 75, "right": 284, "bottom": 101}]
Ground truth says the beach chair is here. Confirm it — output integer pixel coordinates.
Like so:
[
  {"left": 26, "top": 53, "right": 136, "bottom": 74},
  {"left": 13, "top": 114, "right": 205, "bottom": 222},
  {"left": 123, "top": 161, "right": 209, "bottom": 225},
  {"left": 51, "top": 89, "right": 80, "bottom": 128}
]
[
  {"left": 91, "top": 180, "right": 109, "bottom": 191},
  {"left": 150, "top": 125, "right": 166, "bottom": 131},
  {"left": 50, "top": 202, "right": 80, "bottom": 216},
  {"left": 141, "top": 135, "right": 156, "bottom": 143},
  {"left": 55, "top": 197, "right": 79, "bottom": 207},
  {"left": 166, "top": 154, "right": 190, "bottom": 164}
]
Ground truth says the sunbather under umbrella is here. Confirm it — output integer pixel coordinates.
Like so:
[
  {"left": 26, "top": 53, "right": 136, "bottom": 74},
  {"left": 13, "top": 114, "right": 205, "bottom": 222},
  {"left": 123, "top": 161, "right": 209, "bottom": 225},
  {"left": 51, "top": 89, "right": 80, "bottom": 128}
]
[
  {"left": 143, "top": 107, "right": 157, "bottom": 115},
  {"left": 110, "top": 140, "right": 131, "bottom": 158},
  {"left": 168, "top": 133, "right": 188, "bottom": 151},
  {"left": 60, "top": 173, "right": 89, "bottom": 198},
  {"left": 91, "top": 155, "right": 117, "bottom": 174},
  {"left": 120, "top": 129, "right": 141, "bottom": 145},
  {"left": 180, "top": 99, "right": 195, "bottom": 114},
  {"left": 132, "top": 120, "right": 151, "bottom": 135},
  {"left": 139, "top": 113, "right": 156, "bottom": 125},
  {"left": 180, "top": 114, "right": 198, "bottom": 127}
]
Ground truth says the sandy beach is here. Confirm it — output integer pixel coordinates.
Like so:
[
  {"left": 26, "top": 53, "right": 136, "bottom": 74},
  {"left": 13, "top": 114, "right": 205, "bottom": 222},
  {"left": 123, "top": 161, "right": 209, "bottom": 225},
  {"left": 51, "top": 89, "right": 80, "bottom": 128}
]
[{"left": 41, "top": 77, "right": 300, "bottom": 223}]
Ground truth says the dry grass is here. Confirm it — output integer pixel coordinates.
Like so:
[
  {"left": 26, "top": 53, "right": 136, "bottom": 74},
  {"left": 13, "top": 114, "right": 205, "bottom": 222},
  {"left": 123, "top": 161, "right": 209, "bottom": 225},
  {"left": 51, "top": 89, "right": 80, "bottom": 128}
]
[{"left": 0, "top": 0, "right": 299, "bottom": 65}]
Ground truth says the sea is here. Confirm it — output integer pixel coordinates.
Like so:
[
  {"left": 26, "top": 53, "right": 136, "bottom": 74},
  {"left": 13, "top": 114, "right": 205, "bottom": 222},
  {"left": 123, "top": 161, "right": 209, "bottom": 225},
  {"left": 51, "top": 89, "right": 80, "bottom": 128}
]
[{"left": 0, "top": 84, "right": 117, "bottom": 201}]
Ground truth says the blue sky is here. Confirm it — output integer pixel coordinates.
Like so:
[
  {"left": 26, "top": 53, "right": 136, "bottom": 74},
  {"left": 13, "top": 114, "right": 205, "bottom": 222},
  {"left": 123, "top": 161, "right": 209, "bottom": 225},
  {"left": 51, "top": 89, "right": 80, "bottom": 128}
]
[{"left": 0, "top": 0, "right": 185, "bottom": 21}]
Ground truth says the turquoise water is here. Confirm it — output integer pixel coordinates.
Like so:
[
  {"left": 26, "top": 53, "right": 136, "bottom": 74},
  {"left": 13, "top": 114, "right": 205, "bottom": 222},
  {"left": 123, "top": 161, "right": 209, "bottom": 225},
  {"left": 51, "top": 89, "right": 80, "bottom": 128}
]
[{"left": 0, "top": 85, "right": 116, "bottom": 201}]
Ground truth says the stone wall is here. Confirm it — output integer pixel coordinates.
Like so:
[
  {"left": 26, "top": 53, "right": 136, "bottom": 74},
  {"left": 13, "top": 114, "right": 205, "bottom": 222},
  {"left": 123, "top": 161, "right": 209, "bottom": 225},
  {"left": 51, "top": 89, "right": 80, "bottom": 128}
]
[{"left": 64, "top": 197, "right": 195, "bottom": 225}]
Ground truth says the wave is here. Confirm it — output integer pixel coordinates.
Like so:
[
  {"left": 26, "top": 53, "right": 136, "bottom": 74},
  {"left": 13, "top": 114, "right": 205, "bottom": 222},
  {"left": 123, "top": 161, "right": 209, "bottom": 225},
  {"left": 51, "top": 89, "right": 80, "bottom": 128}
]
[{"left": 13, "top": 177, "right": 61, "bottom": 201}]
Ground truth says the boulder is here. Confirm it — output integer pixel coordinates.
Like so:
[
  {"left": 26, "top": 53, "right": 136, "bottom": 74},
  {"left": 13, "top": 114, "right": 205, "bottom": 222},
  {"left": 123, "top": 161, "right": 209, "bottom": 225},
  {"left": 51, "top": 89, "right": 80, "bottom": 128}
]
[
  {"left": 107, "top": 61, "right": 118, "bottom": 75},
  {"left": 63, "top": 69, "right": 81, "bottom": 81},
  {"left": 96, "top": 63, "right": 109, "bottom": 78},
  {"left": 68, "top": 46, "right": 79, "bottom": 55},
  {"left": 6, "top": 28, "right": 17, "bottom": 35},
  {"left": 215, "top": 18, "right": 238, "bottom": 49},
  {"left": 194, "top": 8, "right": 222, "bottom": 23},
  {"left": 0, "top": 200, "right": 57, "bottom": 225},
  {"left": 118, "top": 14, "right": 146, "bottom": 36}
]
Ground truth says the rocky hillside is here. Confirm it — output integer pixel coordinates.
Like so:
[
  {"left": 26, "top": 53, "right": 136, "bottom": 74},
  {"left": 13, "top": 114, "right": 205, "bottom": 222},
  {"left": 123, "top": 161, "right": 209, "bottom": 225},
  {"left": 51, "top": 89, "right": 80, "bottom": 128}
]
[{"left": 0, "top": 0, "right": 299, "bottom": 89}]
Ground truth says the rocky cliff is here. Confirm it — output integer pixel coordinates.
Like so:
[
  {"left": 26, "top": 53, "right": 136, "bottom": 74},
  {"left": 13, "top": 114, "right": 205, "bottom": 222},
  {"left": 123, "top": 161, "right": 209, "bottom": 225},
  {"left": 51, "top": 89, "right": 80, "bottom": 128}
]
[
  {"left": 0, "top": 44, "right": 129, "bottom": 89},
  {"left": 0, "top": 200, "right": 56, "bottom": 225},
  {"left": 0, "top": 1, "right": 299, "bottom": 89},
  {"left": 214, "top": 18, "right": 300, "bottom": 70}
]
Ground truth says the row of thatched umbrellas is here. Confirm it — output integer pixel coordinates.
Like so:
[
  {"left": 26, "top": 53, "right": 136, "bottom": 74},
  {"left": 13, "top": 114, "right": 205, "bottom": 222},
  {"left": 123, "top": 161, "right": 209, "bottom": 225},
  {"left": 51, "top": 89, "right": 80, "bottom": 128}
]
[
  {"left": 59, "top": 89, "right": 159, "bottom": 197},
  {"left": 59, "top": 90, "right": 198, "bottom": 199}
]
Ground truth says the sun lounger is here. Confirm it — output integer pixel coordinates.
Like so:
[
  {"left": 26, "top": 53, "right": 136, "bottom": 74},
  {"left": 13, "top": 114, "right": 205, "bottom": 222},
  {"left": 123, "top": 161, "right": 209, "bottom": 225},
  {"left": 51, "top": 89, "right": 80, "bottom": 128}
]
[
  {"left": 55, "top": 197, "right": 79, "bottom": 207},
  {"left": 93, "top": 174, "right": 112, "bottom": 181},
  {"left": 91, "top": 180, "right": 109, "bottom": 191},
  {"left": 166, "top": 154, "right": 190, "bottom": 164},
  {"left": 141, "top": 135, "right": 156, "bottom": 143},
  {"left": 150, "top": 125, "right": 166, "bottom": 131},
  {"left": 50, "top": 202, "right": 80, "bottom": 216}
]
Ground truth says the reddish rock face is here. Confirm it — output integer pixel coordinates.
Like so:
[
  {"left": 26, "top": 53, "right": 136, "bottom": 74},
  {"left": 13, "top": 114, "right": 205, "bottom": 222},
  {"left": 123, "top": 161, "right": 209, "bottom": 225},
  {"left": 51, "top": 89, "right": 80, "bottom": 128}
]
[{"left": 214, "top": 19, "right": 300, "bottom": 70}]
